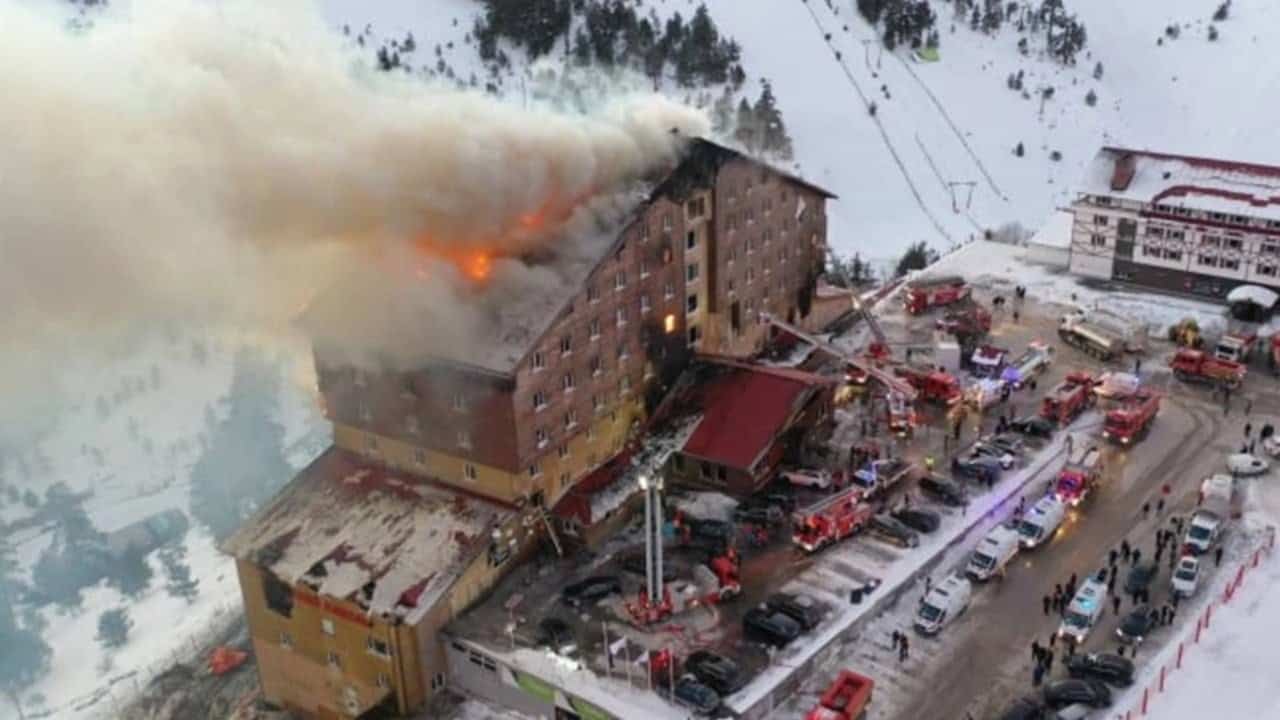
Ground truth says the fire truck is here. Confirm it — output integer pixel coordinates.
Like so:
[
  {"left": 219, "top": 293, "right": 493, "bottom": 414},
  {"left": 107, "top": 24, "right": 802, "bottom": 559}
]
[
  {"left": 792, "top": 488, "right": 873, "bottom": 553},
  {"left": 936, "top": 299, "right": 992, "bottom": 338},
  {"left": 805, "top": 670, "right": 874, "bottom": 720},
  {"left": 1102, "top": 390, "right": 1160, "bottom": 445},
  {"left": 1213, "top": 331, "right": 1259, "bottom": 364},
  {"left": 1170, "top": 349, "right": 1246, "bottom": 389},
  {"left": 851, "top": 457, "right": 917, "bottom": 500},
  {"left": 1040, "top": 372, "right": 1096, "bottom": 425},
  {"left": 1058, "top": 317, "right": 1123, "bottom": 361},
  {"left": 892, "top": 364, "right": 962, "bottom": 404},
  {"left": 1053, "top": 445, "right": 1104, "bottom": 506},
  {"left": 904, "top": 275, "right": 970, "bottom": 315}
]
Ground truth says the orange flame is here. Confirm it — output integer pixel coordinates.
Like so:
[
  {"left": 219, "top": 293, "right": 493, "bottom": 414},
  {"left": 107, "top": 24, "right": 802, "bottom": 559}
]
[{"left": 462, "top": 251, "right": 492, "bottom": 281}]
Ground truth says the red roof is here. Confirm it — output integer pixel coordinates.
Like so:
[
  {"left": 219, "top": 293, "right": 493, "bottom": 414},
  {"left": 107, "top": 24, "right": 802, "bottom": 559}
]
[
  {"left": 681, "top": 367, "right": 821, "bottom": 471},
  {"left": 1104, "top": 146, "right": 1280, "bottom": 180}
]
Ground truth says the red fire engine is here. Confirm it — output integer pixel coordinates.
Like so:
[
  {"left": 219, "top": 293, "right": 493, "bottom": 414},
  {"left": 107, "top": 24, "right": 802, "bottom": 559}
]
[
  {"left": 1102, "top": 390, "right": 1160, "bottom": 445},
  {"left": 1170, "top": 348, "right": 1246, "bottom": 389},
  {"left": 1040, "top": 372, "right": 1096, "bottom": 425},
  {"left": 893, "top": 364, "right": 962, "bottom": 405},
  {"left": 805, "top": 670, "right": 875, "bottom": 720},
  {"left": 936, "top": 299, "right": 992, "bottom": 338},
  {"left": 904, "top": 275, "right": 970, "bottom": 315},
  {"left": 792, "top": 488, "right": 873, "bottom": 553},
  {"left": 1053, "top": 445, "right": 1104, "bottom": 506}
]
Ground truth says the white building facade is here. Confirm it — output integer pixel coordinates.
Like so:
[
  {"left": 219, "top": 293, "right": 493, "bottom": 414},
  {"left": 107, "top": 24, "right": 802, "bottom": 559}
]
[{"left": 1068, "top": 147, "right": 1280, "bottom": 300}]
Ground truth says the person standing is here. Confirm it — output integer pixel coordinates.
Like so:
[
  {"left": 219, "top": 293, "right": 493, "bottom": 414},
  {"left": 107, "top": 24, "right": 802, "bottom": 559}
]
[
  {"left": 1133, "top": 548, "right": 1143, "bottom": 566},
  {"left": 1215, "top": 546, "right": 1224, "bottom": 567},
  {"left": 1112, "top": 595, "right": 1121, "bottom": 615},
  {"left": 900, "top": 634, "right": 910, "bottom": 661},
  {"left": 1043, "top": 594, "right": 1052, "bottom": 616}
]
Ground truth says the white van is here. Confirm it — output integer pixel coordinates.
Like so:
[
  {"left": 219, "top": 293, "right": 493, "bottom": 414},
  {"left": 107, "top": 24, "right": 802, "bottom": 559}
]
[
  {"left": 1016, "top": 496, "right": 1066, "bottom": 549},
  {"left": 1183, "top": 510, "right": 1224, "bottom": 556},
  {"left": 913, "top": 574, "right": 972, "bottom": 635},
  {"left": 1057, "top": 578, "right": 1107, "bottom": 643},
  {"left": 966, "top": 526, "right": 1020, "bottom": 581}
]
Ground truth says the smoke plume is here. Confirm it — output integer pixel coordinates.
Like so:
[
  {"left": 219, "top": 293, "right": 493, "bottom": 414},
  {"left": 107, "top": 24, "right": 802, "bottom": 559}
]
[{"left": 0, "top": 0, "right": 708, "bottom": 422}]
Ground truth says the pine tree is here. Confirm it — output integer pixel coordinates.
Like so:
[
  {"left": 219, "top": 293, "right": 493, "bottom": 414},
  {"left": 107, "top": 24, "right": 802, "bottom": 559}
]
[
  {"left": 1213, "top": 1, "right": 1230, "bottom": 22},
  {"left": 970, "top": 6, "right": 980, "bottom": 30},
  {"left": 1208, "top": 24, "right": 1219, "bottom": 41},
  {"left": 1093, "top": 61, "right": 1104, "bottom": 79},
  {"left": 1085, "top": 89, "right": 1097, "bottom": 106},
  {"left": 895, "top": 241, "right": 939, "bottom": 277},
  {"left": 96, "top": 608, "right": 131, "bottom": 650},
  {"left": 1014, "top": 141, "right": 1025, "bottom": 157}
]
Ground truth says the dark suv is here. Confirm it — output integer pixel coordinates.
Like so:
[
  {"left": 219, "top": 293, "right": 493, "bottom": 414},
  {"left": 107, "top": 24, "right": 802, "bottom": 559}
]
[
  {"left": 951, "top": 455, "right": 1002, "bottom": 484},
  {"left": 685, "top": 650, "right": 746, "bottom": 695},
  {"left": 919, "top": 474, "right": 968, "bottom": 506},
  {"left": 561, "top": 576, "right": 622, "bottom": 608},
  {"left": 1042, "top": 678, "right": 1112, "bottom": 709},
  {"left": 743, "top": 607, "right": 802, "bottom": 647},
  {"left": 1065, "top": 652, "right": 1134, "bottom": 687},
  {"left": 673, "top": 676, "right": 720, "bottom": 716},
  {"left": 765, "top": 592, "right": 824, "bottom": 630}
]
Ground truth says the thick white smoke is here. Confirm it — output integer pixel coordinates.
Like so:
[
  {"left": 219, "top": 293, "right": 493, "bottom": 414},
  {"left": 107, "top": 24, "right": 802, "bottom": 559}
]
[{"left": 0, "top": 0, "right": 709, "bottom": 430}]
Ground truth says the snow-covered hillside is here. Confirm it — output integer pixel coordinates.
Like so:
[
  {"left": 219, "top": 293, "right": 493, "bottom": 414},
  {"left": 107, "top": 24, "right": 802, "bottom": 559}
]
[{"left": 316, "top": 0, "right": 1280, "bottom": 269}]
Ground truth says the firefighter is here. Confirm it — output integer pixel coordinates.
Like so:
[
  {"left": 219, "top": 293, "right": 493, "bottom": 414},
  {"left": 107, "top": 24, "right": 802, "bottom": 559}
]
[{"left": 924, "top": 455, "right": 936, "bottom": 472}]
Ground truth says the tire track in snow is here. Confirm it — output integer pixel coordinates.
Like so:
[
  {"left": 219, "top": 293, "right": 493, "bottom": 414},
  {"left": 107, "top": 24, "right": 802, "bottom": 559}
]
[{"left": 796, "top": 0, "right": 951, "bottom": 243}]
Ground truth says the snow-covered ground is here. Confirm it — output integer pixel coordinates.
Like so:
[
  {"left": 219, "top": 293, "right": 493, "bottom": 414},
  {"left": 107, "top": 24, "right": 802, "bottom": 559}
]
[{"left": 3, "top": 328, "right": 328, "bottom": 719}]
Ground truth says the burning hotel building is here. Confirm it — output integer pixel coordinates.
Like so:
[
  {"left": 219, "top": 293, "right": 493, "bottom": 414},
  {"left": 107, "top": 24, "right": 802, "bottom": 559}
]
[{"left": 223, "top": 138, "right": 834, "bottom": 719}]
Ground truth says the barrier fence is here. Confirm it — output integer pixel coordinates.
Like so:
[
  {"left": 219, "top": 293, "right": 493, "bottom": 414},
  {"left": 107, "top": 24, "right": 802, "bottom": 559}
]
[{"left": 1113, "top": 525, "right": 1276, "bottom": 719}]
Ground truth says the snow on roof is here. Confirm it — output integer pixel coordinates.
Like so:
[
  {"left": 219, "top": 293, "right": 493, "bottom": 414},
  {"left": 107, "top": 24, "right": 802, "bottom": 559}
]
[
  {"left": 1028, "top": 210, "right": 1074, "bottom": 249},
  {"left": 585, "top": 415, "right": 701, "bottom": 520},
  {"left": 681, "top": 365, "right": 829, "bottom": 471},
  {"left": 223, "top": 446, "right": 510, "bottom": 623},
  {"left": 1227, "top": 284, "right": 1279, "bottom": 308},
  {"left": 1080, "top": 147, "right": 1280, "bottom": 221},
  {"left": 671, "top": 491, "right": 738, "bottom": 522}
]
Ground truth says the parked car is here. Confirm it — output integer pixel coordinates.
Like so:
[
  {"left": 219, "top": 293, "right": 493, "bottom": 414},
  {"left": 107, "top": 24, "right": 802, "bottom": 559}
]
[
  {"left": 1065, "top": 652, "right": 1134, "bottom": 687},
  {"left": 673, "top": 676, "right": 721, "bottom": 716},
  {"left": 756, "top": 491, "right": 799, "bottom": 513},
  {"left": 984, "top": 432, "right": 1027, "bottom": 456},
  {"left": 684, "top": 651, "right": 746, "bottom": 695},
  {"left": 866, "top": 513, "right": 920, "bottom": 548},
  {"left": 561, "top": 575, "right": 622, "bottom": 608},
  {"left": 951, "top": 455, "right": 1002, "bottom": 484},
  {"left": 683, "top": 518, "right": 736, "bottom": 552},
  {"left": 1171, "top": 556, "right": 1201, "bottom": 598},
  {"left": 997, "top": 697, "right": 1050, "bottom": 720},
  {"left": 968, "top": 443, "right": 1016, "bottom": 469},
  {"left": 535, "top": 617, "right": 574, "bottom": 650},
  {"left": 1042, "top": 678, "right": 1112, "bottom": 710},
  {"left": 743, "top": 607, "right": 803, "bottom": 647},
  {"left": 733, "top": 502, "right": 784, "bottom": 525},
  {"left": 1123, "top": 563, "right": 1157, "bottom": 595},
  {"left": 1009, "top": 415, "right": 1055, "bottom": 439},
  {"left": 1226, "top": 453, "right": 1268, "bottom": 476},
  {"left": 1094, "top": 371, "right": 1139, "bottom": 400},
  {"left": 1116, "top": 605, "right": 1156, "bottom": 645},
  {"left": 765, "top": 592, "right": 824, "bottom": 631},
  {"left": 920, "top": 474, "right": 969, "bottom": 506},
  {"left": 619, "top": 553, "right": 677, "bottom": 582},
  {"left": 892, "top": 507, "right": 941, "bottom": 533}
]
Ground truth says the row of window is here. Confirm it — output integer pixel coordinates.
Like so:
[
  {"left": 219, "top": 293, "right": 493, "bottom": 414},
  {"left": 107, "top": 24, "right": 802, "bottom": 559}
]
[
  {"left": 527, "top": 408, "right": 628, "bottom": 478},
  {"left": 1150, "top": 202, "right": 1280, "bottom": 231}
]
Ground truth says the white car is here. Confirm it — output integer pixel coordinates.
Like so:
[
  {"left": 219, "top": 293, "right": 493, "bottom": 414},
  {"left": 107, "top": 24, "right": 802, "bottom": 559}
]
[
  {"left": 1262, "top": 435, "right": 1280, "bottom": 458},
  {"left": 970, "top": 442, "right": 1016, "bottom": 470},
  {"left": 784, "top": 469, "right": 834, "bottom": 490},
  {"left": 1171, "top": 556, "right": 1201, "bottom": 598},
  {"left": 1094, "top": 371, "right": 1140, "bottom": 400},
  {"left": 1226, "top": 453, "right": 1269, "bottom": 476}
]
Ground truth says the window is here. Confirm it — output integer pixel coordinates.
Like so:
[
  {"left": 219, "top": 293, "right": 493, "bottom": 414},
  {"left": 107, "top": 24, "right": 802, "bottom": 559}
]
[
  {"left": 640, "top": 294, "right": 652, "bottom": 314},
  {"left": 1201, "top": 235, "right": 1223, "bottom": 248},
  {"left": 535, "top": 428, "right": 548, "bottom": 448},
  {"left": 406, "top": 415, "right": 421, "bottom": 435},
  {"left": 1146, "top": 226, "right": 1165, "bottom": 238},
  {"left": 464, "top": 463, "right": 478, "bottom": 481},
  {"left": 587, "top": 285, "right": 600, "bottom": 303},
  {"left": 353, "top": 368, "right": 367, "bottom": 388},
  {"left": 663, "top": 212, "right": 672, "bottom": 231},
  {"left": 686, "top": 198, "right": 706, "bottom": 218},
  {"left": 1209, "top": 211, "right": 1227, "bottom": 222},
  {"left": 263, "top": 573, "right": 294, "bottom": 618},
  {"left": 1222, "top": 258, "right": 1241, "bottom": 270},
  {"left": 327, "top": 651, "right": 341, "bottom": 669},
  {"left": 664, "top": 313, "right": 677, "bottom": 334},
  {"left": 365, "top": 434, "right": 379, "bottom": 453},
  {"left": 588, "top": 318, "right": 600, "bottom": 339},
  {"left": 1168, "top": 230, "right": 1185, "bottom": 241},
  {"left": 564, "top": 410, "right": 578, "bottom": 429},
  {"left": 280, "top": 631, "right": 294, "bottom": 649},
  {"left": 615, "top": 307, "right": 627, "bottom": 326},
  {"left": 528, "top": 462, "right": 542, "bottom": 478},
  {"left": 321, "top": 618, "right": 336, "bottom": 636},
  {"left": 727, "top": 213, "right": 738, "bottom": 232},
  {"left": 688, "top": 325, "right": 702, "bottom": 344},
  {"left": 1226, "top": 237, "right": 1243, "bottom": 250},
  {"left": 413, "top": 447, "right": 427, "bottom": 466},
  {"left": 1198, "top": 254, "right": 1219, "bottom": 267},
  {"left": 641, "top": 222, "right": 650, "bottom": 241},
  {"left": 1090, "top": 234, "right": 1106, "bottom": 248},
  {"left": 457, "top": 430, "right": 472, "bottom": 449},
  {"left": 617, "top": 342, "right": 630, "bottom": 360},
  {"left": 640, "top": 258, "right": 650, "bottom": 278},
  {"left": 620, "top": 375, "right": 631, "bottom": 393},
  {"left": 687, "top": 294, "right": 699, "bottom": 313},
  {"left": 747, "top": 207, "right": 756, "bottom": 224},
  {"left": 1164, "top": 249, "right": 1183, "bottom": 262},
  {"left": 451, "top": 393, "right": 466, "bottom": 412},
  {"left": 532, "top": 352, "right": 546, "bottom": 371},
  {"left": 1142, "top": 244, "right": 1161, "bottom": 258},
  {"left": 686, "top": 230, "right": 697, "bottom": 250},
  {"left": 367, "top": 637, "right": 390, "bottom": 658},
  {"left": 590, "top": 355, "right": 602, "bottom": 376},
  {"left": 378, "top": 673, "right": 392, "bottom": 690},
  {"left": 592, "top": 394, "right": 604, "bottom": 412},
  {"left": 359, "top": 402, "right": 372, "bottom": 423},
  {"left": 746, "top": 236, "right": 755, "bottom": 254},
  {"left": 615, "top": 270, "right": 626, "bottom": 290},
  {"left": 686, "top": 263, "right": 700, "bottom": 282},
  {"left": 560, "top": 335, "right": 572, "bottom": 354},
  {"left": 747, "top": 266, "right": 756, "bottom": 284},
  {"left": 1258, "top": 264, "right": 1278, "bottom": 277},
  {"left": 533, "top": 391, "right": 547, "bottom": 411},
  {"left": 562, "top": 372, "right": 575, "bottom": 391},
  {"left": 664, "top": 281, "right": 675, "bottom": 299},
  {"left": 1093, "top": 215, "right": 1109, "bottom": 226},
  {"left": 558, "top": 444, "right": 569, "bottom": 459}
]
